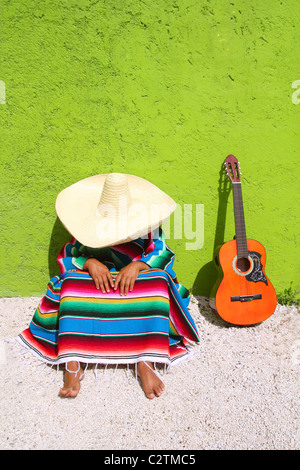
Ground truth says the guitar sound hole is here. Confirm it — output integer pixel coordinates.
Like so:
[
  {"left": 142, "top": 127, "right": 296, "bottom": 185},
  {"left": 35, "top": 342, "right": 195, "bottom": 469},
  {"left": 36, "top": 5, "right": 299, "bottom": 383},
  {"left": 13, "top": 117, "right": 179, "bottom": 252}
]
[{"left": 236, "top": 257, "right": 251, "bottom": 273}]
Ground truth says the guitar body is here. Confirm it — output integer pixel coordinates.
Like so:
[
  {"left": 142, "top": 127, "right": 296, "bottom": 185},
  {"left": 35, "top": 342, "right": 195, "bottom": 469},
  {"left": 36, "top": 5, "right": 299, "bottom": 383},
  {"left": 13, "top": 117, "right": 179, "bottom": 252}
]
[{"left": 211, "top": 238, "right": 277, "bottom": 325}]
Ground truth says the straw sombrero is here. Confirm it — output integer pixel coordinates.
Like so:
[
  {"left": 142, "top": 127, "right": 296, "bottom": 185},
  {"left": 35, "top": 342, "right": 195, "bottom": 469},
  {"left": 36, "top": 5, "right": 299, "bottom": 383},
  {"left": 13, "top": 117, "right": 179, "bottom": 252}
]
[{"left": 55, "top": 173, "right": 176, "bottom": 248}]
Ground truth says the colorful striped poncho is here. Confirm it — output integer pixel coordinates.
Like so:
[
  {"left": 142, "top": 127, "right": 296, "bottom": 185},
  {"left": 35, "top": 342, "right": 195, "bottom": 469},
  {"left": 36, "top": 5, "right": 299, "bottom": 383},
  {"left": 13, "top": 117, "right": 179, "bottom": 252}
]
[{"left": 17, "top": 228, "right": 200, "bottom": 369}]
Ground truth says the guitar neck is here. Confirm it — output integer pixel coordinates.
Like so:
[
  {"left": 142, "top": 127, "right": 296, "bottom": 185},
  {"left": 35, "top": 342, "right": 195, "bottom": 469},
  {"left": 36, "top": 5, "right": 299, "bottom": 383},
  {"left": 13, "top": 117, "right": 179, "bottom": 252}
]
[{"left": 232, "top": 182, "right": 248, "bottom": 258}]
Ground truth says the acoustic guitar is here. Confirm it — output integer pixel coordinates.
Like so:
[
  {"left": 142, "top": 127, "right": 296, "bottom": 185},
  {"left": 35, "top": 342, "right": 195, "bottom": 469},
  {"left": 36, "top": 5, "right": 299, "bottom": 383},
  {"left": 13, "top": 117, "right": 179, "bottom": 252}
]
[{"left": 210, "top": 155, "right": 277, "bottom": 325}]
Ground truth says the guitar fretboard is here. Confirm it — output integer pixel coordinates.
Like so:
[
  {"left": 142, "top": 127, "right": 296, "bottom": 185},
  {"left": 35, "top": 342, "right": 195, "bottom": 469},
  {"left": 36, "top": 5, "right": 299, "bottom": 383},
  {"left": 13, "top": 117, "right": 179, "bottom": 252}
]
[{"left": 232, "top": 182, "right": 248, "bottom": 259}]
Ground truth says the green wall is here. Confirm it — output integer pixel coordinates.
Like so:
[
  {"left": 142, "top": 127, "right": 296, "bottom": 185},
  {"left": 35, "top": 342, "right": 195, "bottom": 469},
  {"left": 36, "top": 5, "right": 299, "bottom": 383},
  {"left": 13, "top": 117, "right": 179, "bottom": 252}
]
[{"left": 0, "top": 0, "right": 299, "bottom": 297}]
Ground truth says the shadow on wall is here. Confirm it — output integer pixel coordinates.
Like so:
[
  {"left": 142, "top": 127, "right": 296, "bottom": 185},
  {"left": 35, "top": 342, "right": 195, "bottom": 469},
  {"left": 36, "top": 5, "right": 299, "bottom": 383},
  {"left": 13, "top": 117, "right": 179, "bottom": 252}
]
[
  {"left": 48, "top": 217, "right": 70, "bottom": 278},
  {"left": 192, "top": 163, "right": 232, "bottom": 296}
]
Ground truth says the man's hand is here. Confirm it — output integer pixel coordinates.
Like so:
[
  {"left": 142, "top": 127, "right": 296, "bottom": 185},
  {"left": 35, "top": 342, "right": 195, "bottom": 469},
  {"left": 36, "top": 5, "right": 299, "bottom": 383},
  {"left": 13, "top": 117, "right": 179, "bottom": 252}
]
[
  {"left": 113, "top": 261, "right": 148, "bottom": 296},
  {"left": 83, "top": 258, "right": 114, "bottom": 293}
]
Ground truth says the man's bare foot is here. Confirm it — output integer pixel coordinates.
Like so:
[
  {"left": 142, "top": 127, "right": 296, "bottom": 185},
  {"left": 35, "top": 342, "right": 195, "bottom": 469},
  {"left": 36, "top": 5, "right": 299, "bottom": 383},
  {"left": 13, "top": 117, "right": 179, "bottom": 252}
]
[
  {"left": 59, "top": 361, "right": 83, "bottom": 398},
  {"left": 137, "top": 362, "right": 165, "bottom": 399}
]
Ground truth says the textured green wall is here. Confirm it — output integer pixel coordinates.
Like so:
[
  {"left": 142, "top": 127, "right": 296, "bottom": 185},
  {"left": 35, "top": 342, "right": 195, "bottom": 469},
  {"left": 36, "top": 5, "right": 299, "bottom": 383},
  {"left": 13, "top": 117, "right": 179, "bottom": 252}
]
[{"left": 0, "top": 0, "right": 299, "bottom": 297}]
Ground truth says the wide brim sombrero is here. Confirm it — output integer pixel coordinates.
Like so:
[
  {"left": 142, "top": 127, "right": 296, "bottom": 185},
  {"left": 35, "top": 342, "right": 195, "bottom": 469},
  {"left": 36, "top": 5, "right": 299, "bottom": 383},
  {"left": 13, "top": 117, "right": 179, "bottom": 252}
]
[{"left": 55, "top": 173, "right": 177, "bottom": 248}]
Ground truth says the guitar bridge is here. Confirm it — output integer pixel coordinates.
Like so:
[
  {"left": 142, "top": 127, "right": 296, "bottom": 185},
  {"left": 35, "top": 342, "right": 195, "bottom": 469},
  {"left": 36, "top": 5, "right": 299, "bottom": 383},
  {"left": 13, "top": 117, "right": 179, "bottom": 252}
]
[{"left": 231, "top": 294, "right": 262, "bottom": 302}]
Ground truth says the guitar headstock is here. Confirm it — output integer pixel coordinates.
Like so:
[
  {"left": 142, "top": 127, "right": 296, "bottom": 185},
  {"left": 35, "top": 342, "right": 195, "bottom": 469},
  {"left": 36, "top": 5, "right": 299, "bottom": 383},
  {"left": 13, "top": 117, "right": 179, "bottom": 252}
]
[{"left": 224, "top": 154, "right": 241, "bottom": 183}]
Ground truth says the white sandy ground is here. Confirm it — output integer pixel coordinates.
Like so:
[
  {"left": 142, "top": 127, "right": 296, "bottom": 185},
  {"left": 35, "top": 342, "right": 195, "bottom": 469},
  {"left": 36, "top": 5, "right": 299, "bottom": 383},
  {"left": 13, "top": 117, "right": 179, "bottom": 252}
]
[{"left": 0, "top": 295, "right": 299, "bottom": 451}]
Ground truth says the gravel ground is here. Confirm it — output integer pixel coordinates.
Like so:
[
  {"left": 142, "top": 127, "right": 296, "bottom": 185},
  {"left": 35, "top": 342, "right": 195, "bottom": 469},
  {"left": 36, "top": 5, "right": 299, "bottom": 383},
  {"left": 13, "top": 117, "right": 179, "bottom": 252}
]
[{"left": 0, "top": 295, "right": 299, "bottom": 450}]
